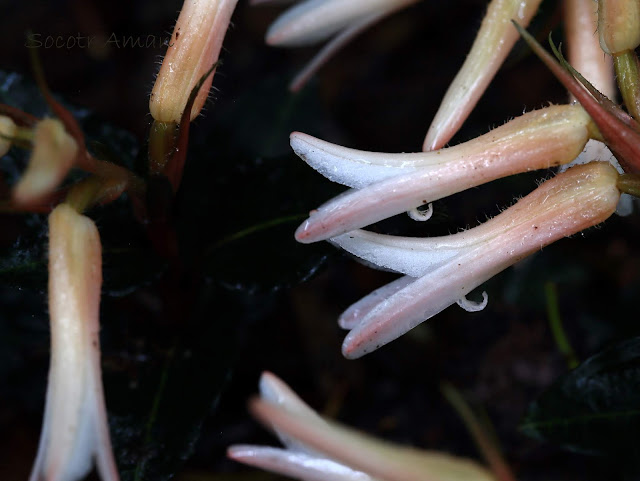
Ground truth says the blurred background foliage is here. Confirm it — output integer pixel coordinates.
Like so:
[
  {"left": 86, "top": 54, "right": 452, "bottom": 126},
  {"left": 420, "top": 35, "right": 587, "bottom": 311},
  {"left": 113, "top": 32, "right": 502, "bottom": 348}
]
[{"left": 0, "top": 0, "right": 639, "bottom": 480}]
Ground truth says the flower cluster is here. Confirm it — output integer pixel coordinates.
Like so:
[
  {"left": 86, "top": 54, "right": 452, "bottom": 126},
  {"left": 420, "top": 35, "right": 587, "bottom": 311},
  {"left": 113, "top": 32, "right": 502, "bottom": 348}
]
[
  {"left": 271, "top": 0, "right": 640, "bottom": 359},
  {"left": 0, "top": 0, "right": 239, "bottom": 479},
  {"left": 229, "top": 372, "right": 497, "bottom": 481}
]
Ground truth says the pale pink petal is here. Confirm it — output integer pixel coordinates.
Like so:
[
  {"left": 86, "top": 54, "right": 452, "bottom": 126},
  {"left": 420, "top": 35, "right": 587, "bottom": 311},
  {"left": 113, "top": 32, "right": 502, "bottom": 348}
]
[
  {"left": 29, "top": 204, "right": 119, "bottom": 481},
  {"left": 295, "top": 105, "right": 592, "bottom": 243},
  {"left": 290, "top": 11, "right": 386, "bottom": 92},
  {"left": 266, "top": 0, "right": 415, "bottom": 47},
  {"left": 228, "top": 445, "right": 375, "bottom": 481},
  {"left": 249, "top": 398, "right": 497, "bottom": 481},
  {"left": 339, "top": 163, "right": 620, "bottom": 358},
  {"left": 565, "top": 0, "right": 616, "bottom": 100},
  {"left": 423, "top": 0, "right": 543, "bottom": 151},
  {"left": 338, "top": 275, "right": 417, "bottom": 330}
]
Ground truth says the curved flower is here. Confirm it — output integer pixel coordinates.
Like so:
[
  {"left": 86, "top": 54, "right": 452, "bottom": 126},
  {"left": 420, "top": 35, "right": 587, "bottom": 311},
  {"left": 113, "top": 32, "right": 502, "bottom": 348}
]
[
  {"left": 13, "top": 118, "right": 77, "bottom": 207},
  {"left": 29, "top": 204, "right": 119, "bottom": 481},
  {"left": 293, "top": 104, "right": 594, "bottom": 243},
  {"left": 228, "top": 372, "right": 496, "bottom": 481},
  {"left": 263, "top": 0, "right": 418, "bottom": 91},
  {"left": 330, "top": 162, "right": 620, "bottom": 358},
  {"left": 423, "top": 0, "right": 543, "bottom": 151}
]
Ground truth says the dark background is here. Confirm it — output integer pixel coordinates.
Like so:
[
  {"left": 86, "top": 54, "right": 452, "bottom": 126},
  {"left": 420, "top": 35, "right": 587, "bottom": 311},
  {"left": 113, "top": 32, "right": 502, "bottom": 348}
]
[{"left": 1, "top": 0, "right": 639, "bottom": 480}]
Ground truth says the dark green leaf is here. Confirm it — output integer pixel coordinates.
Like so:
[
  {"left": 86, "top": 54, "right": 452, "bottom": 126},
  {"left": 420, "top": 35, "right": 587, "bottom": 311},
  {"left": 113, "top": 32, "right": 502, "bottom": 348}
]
[{"left": 521, "top": 337, "right": 640, "bottom": 465}]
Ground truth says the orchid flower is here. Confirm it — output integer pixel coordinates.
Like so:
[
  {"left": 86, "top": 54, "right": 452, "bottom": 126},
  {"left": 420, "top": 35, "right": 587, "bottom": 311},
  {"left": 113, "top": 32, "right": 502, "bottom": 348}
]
[
  {"left": 293, "top": 104, "right": 595, "bottom": 243},
  {"left": 331, "top": 162, "right": 621, "bottom": 358},
  {"left": 228, "top": 372, "right": 497, "bottom": 481},
  {"left": 29, "top": 204, "right": 119, "bottom": 481},
  {"left": 261, "top": 0, "right": 419, "bottom": 91},
  {"left": 149, "top": 0, "right": 239, "bottom": 123}
]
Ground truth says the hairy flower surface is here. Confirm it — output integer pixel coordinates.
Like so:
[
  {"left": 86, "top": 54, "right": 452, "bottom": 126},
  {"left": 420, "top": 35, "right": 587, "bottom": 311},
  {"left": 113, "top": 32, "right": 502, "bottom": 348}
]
[
  {"left": 228, "top": 372, "right": 496, "bottom": 481},
  {"left": 29, "top": 204, "right": 119, "bottom": 481},
  {"left": 149, "top": 0, "right": 239, "bottom": 122},
  {"left": 423, "top": 0, "right": 543, "bottom": 150},
  {"left": 331, "top": 162, "right": 620, "bottom": 358},
  {"left": 293, "top": 104, "right": 593, "bottom": 243}
]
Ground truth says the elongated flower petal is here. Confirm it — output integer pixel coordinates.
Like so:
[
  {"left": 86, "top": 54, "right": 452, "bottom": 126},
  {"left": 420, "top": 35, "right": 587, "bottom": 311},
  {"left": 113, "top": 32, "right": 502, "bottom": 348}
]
[
  {"left": 229, "top": 445, "right": 376, "bottom": 481},
  {"left": 266, "top": 0, "right": 415, "bottom": 47},
  {"left": 264, "top": 0, "right": 417, "bottom": 90},
  {"left": 289, "top": 10, "right": 386, "bottom": 92},
  {"left": 247, "top": 396, "right": 496, "bottom": 481},
  {"left": 423, "top": 0, "right": 543, "bottom": 151},
  {"left": 29, "top": 204, "right": 119, "bottom": 481},
  {"left": 294, "top": 104, "right": 592, "bottom": 243},
  {"left": 13, "top": 118, "right": 77, "bottom": 206},
  {"left": 149, "top": 0, "right": 239, "bottom": 122},
  {"left": 229, "top": 373, "right": 496, "bottom": 481},
  {"left": 332, "top": 162, "right": 620, "bottom": 358}
]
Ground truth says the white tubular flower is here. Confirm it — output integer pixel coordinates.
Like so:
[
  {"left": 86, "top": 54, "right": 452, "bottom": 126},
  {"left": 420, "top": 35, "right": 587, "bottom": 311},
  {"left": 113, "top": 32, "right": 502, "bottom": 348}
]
[
  {"left": 13, "top": 118, "right": 77, "bottom": 206},
  {"left": 149, "top": 0, "right": 239, "bottom": 123},
  {"left": 264, "top": 0, "right": 418, "bottom": 91},
  {"left": 0, "top": 115, "right": 16, "bottom": 157},
  {"left": 331, "top": 162, "right": 620, "bottom": 359},
  {"left": 228, "top": 372, "right": 496, "bottom": 481},
  {"left": 293, "top": 104, "right": 593, "bottom": 243},
  {"left": 423, "top": 0, "right": 543, "bottom": 151},
  {"left": 29, "top": 204, "right": 119, "bottom": 481}
]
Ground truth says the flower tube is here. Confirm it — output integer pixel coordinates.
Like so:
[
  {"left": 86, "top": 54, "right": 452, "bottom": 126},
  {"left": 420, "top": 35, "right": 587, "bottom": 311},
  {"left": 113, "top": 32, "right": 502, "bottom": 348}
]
[
  {"left": 293, "top": 104, "right": 593, "bottom": 243},
  {"left": 228, "top": 372, "right": 496, "bottom": 481},
  {"left": 149, "top": 0, "right": 239, "bottom": 123},
  {"left": 29, "top": 204, "right": 119, "bottom": 481},
  {"left": 423, "top": 0, "right": 543, "bottom": 151},
  {"left": 330, "top": 162, "right": 620, "bottom": 358}
]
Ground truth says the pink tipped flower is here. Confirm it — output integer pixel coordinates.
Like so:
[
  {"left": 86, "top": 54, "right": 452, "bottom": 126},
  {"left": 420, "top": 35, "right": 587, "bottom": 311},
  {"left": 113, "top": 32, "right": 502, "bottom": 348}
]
[
  {"left": 149, "top": 0, "right": 239, "bottom": 123},
  {"left": 13, "top": 118, "right": 77, "bottom": 206},
  {"left": 293, "top": 104, "right": 593, "bottom": 243},
  {"left": 29, "top": 204, "right": 119, "bottom": 481},
  {"left": 263, "top": 0, "right": 418, "bottom": 91},
  {"left": 328, "top": 162, "right": 620, "bottom": 358},
  {"left": 228, "top": 372, "right": 496, "bottom": 481},
  {"left": 423, "top": 0, "right": 543, "bottom": 151}
]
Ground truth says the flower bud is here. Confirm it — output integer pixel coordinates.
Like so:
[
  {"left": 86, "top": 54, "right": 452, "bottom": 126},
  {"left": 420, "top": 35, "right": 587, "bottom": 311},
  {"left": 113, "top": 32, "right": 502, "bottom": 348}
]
[
  {"left": 13, "top": 118, "right": 77, "bottom": 206},
  {"left": 0, "top": 115, "right": 16, "bottom": 157},
  {"left": 149, "top": 0, "right": 239, "bottom": 123},
  {"left": 598, "top": 0, "right": 640, "bottom": 54}
]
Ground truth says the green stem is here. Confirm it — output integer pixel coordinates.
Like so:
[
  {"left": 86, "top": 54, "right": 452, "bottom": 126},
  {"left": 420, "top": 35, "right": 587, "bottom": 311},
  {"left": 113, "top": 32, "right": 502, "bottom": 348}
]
[
  {"left": 617, "top": 173, "right": 640, "bottom": 197},
  {"left": 544, "top": 282, "right": 579, "bottom": 369},
  {"left": 441, "top": 384, "right": 517, "bottom": 481},
  {"left": 614, "top": 50, "right": 640, "bottom": 121}
]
